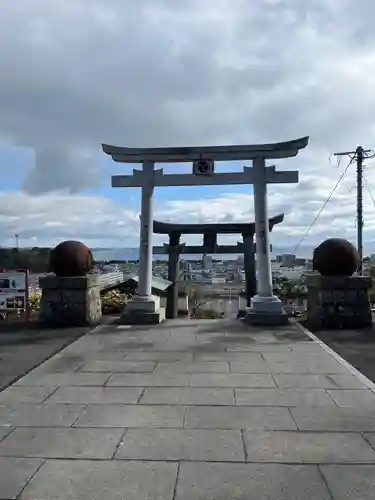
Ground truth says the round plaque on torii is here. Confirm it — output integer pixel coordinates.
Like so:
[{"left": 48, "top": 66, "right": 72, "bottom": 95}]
[{"left": 193, "top": 159, "right": 215, "bottom": 175}]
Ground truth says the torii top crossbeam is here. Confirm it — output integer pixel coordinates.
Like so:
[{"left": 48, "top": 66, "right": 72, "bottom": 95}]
[
  {"left": 102, "top": 137, "right": 309, "bottom": 163},
  {"left": 153, "top": 214, "right": 284, "bottom": 235}
]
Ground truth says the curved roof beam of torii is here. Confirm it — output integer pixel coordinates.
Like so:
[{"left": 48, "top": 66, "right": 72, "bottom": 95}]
[
  {"left": 153, "top": 214, "right": 284, "bottom": 235},
  {"left": 102, "top": 137, "right": 309, "bottom": 163}
]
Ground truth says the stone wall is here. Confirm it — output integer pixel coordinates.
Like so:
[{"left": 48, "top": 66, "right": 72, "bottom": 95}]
[
  {"left": 39, "top": 275, "right": 102, "bottom": 327},
  {"left": 306, "top": 275, "right": 372, "bottom": 330}
]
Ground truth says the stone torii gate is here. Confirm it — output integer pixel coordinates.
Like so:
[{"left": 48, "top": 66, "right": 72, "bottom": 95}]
[
  {"left": 152, "top": 214, "right": 284, "bottom": 319},
  {"left": 103, "top": 137, "right": 309, "bottom": 325}
]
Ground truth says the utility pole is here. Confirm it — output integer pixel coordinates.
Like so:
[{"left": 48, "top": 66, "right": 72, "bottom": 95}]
[
  {"left": 357, "top": 146, "right": 364, "bottom": 274},
  {"left": 14, "top": 234, "right": 19, "bottom": 250},
  {"left": 334, "top": 146, "right": 373, "bottom": 275}
]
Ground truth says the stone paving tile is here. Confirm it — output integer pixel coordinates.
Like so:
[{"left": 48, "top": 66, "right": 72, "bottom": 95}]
[
  {"left": 124, "top": 351, "right": 193, "bottom": 361},
  {"left": 328, "top": 389, "right": 375, "bottom": 408},
  {"left": 288, "top": 342, "right": 326, "bottom": 353},
  {"left": 83, "top": 352, "right": 129, "bottom": 361},
  {"left": 175, "top": 463, "right": 331, "bottom": 500},
  {"left": 0, "top": 427, "right": 124, "bottom": 459},
  {"left": 0, "top": 403, "right": 86, "bottom": 427},
  {"left": 115, "top": 428, "right": 245, "bottom": 461},
  {"left": 262, "top": 351, "right": 335, "bottom": 362},
  {"left": 251, "top": 360, "right": 347, "bottom": 374},
  {"left": 140, "top": 387, "right": 235, "bottom": 405},
  {"left": 0, "top": 425, "right": 13, "bottom": 442},
  {"left": 0, "top": 457, "right": 44, "bottom": 500},
  {"left": 229, "top": 360, "right": 347, "bottom": 374},
  {"left": 46, "top": 386, "right": 143, "bottom": 404},
  {"left": 190, "top": 373, "right": 276, "bottom": 388},
  {"left": 185, "top": 405, "right": 297, "bottom": 430},
  {"left": 29, "top": 354, "right": 85, "bottom": 374},
  {"left": 74, "top": 404, "right": 185, "bottom": 428},
  {"left": 320, "top": 465, "right": 375, "bottom": 500},
  {"left": 106, "top": 373, "right": 190, "bottom": 387},
  {"left": 362, "top": 433, "right": 375, "bottom": 450},
  {"left": 79, "top": 360, "right": 157, "bottom": 373},
  {"left": 291, "top": 407, "right": 375, "bottom": 431},
  {"left": 229, "top": 361, "right": 272, "bottom": 373},
  {"left": 19, "top": 460, "right": 178, "bottom": 500},
  {"left": 243, "top": 430, "right": 375, "bottom": 463},
  {"left": 274, "top": 373, "right": 365, "bottom": 389},
  {"left": 154, "top": 361, "right": 230, "bottom": 373},
  {"left": 226, "top": 344, "right": 293, "bottom": 352},
  {"left": 235, "top": 388, "right": 336, "bottom": 407},
  {"left": 194, "top": 351, "right": 263, "bottom": 362},
  {"left": 0, "top": 385, "right": 57, "bottom": 404},
  {"left": 15, "top": 372, "right": 112, "bottom": 387}
]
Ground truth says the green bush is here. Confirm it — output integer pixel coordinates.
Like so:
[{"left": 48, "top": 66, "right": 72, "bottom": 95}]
[
  {"left": 27, "top": 289, "right": 131, "bottom": 315},
  {"left": 101, "top": 290, "right": 131, "bottom": 314},
  {"left": 28, "top": 290, "right": 42, "bottom": 311}
]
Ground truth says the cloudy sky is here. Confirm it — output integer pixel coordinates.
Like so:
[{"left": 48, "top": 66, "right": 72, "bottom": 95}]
[{"left": 1, "top": 0, "right": 375, "bottom": 256}]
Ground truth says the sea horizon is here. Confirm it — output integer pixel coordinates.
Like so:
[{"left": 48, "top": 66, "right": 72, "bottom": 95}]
[{"left": 92, "top": 248, "right": 241, "bottom": 262}]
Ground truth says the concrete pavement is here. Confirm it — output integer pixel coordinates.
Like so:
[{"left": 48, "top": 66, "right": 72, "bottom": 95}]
[{"left": 1, "top": 318, "right": 375, "bottom": 498}]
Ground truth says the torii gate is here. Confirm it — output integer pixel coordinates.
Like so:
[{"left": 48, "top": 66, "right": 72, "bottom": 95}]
[
  {"left": 152, "top": 215, "right": 284, "bottom": 319},
  {"left": 103, "top": 137, "right": 309, "bottom": 325}
]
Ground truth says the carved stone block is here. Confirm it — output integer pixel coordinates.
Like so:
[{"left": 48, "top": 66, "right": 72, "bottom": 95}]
[
  {"left": 306, "top": 275, "right": 372, "bottom": 330},
  {"left": 39, "top": 275, "right": 102, "bottom": 327}
]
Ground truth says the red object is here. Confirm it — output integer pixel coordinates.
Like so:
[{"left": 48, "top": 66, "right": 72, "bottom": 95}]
[
  {"left": 49, "top": 240, "right": 93, "bottom": 277},
  {"left": 313, "top": 238, "right": 360, "bottom": 276}
]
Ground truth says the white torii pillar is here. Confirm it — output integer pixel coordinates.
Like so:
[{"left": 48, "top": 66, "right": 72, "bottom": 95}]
[
  {"left": 103, "top": 137, "right": 309, "bottom": 325},
  {"left": 249, "top": 157, "right": 282, "bottom": 322}
]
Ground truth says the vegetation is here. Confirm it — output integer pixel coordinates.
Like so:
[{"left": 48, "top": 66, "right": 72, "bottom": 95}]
[
  {"left": 0, "top": 247, "right": 51, "bottom": 273},
  {"left": 101, "top": 290, "right": 131, "bottom": 314},
  {"left": 27, "top": 289, "right": 131, "bottom": 315},
  {"left": 192, "top": 308, "right": 224, "bottom": 319},
  {"left": 28, "top": 290, "right": 42, "bottom": 311}
]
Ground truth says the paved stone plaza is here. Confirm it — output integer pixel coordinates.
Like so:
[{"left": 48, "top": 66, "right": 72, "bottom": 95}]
[{"left": 1, "top": 318, "right": 375, "bottom": 498}]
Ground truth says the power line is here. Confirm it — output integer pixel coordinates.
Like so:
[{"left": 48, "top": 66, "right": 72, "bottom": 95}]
[
  {"left": 292, "top": 156, "right": 355, "bottom": 256},
  {"left": 364, "top": 175, "right": 375, "bottom": 209}
]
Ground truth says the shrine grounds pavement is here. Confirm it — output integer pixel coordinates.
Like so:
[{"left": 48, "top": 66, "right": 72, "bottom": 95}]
[{"left": 3, "top": 318, "right": 375, "bottom": 498}]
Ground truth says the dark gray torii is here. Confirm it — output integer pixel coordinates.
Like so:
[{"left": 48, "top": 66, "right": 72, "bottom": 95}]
[{"left": 153, "top": 214, "right": 284, "bottom": 318}]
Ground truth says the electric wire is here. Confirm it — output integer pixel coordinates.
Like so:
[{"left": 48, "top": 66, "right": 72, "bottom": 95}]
[
  {"left": 364, "top": 175, "right": 375, "bottom": 209},
  {"left": 291, "top": 156, "right": 355, "bottom": 255}
]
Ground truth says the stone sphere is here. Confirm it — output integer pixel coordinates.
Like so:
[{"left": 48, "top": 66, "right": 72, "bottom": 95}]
[
  {"left": 312, "top": 238, "right": 360, "bottom": 276},
  {"left": 49, "top": 240, "right": 93, "bottom": 277}
]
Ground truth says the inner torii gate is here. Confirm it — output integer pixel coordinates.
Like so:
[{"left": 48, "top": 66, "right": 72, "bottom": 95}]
[
  {"left": 153, "top": 215, "right": 284, "bottom": 319},
  {"left": 103, "top": 136, "right": 309, "bottom": 325}
]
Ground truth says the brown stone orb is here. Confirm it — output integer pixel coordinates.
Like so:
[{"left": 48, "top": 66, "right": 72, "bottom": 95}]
[
  {"left": 312, "top": 238, "right": 360, "bottom": 276},
  {"left": 49, "top": 240, "right": 94, "bottom": 277}
]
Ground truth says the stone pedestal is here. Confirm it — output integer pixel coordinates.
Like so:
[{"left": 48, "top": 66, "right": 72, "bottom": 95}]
[
  {"left": 306, "top": 275, "right": 372, "bottom": 330},
  {"left": 39, "top": 275, "right": 102, "bottom": 327},
  {"left": 177, "top": 293, "right": 189, "bottom": 317},
  {"left": 245, "top": 294, "right": 289, "bottom": 326},
  {"left": 119, "top": 295, "right": 165, "bottom": 325}
]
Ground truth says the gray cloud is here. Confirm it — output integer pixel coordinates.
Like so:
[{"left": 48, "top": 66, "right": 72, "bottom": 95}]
[
  {"left": 22, "top": 148, "right": 101, "bottom": 194},
  {"left": 0, "top": 0, "right": 375, "bottom": 253}
]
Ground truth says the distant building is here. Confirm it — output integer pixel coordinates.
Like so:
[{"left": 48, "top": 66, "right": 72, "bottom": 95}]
[
  {"left": 370, "top": 254, "right": 375, "bottom": 265},
  {"left": 276, "top": 254, "right": 296, "bottom": 267}
]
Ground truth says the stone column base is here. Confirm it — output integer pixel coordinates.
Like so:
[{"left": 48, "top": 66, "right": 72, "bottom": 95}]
[
  {"left": 119, "top": 295, "right": 165, "bottom": 325},
  {"left": 39, "top": 275, "right": 102, "bottom": 327},
  {"left": 244, "top": 294, "right": 289, "bottom": 326}
]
